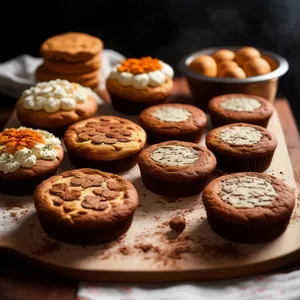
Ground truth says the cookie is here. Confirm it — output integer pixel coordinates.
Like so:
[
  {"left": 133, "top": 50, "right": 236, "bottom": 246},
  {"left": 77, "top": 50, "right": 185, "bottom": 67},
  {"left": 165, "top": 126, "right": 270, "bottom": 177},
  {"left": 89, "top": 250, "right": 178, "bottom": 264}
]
[
  {"left": 41, "top": 32, "right": 103, "bottom": 62},
  {"left": 43, "top": 54, "right": 102, "bottom": 74},
  {"left": 34, "top": 168, "right": 139, "bottom": 244},
  {"left": 35, "top": 64, "right": 99, "bottom": 83}
]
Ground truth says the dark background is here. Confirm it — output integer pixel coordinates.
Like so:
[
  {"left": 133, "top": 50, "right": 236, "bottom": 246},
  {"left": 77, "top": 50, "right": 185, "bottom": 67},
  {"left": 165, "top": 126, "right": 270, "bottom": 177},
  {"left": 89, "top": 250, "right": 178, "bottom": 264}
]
[{"left": 1, "top": 0, "right": 299, "bottom": 127}]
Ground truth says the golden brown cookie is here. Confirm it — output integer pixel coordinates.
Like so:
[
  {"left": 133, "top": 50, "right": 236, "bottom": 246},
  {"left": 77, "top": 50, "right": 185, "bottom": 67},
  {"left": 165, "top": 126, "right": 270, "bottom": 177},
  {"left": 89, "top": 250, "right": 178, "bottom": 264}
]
[
  {"left": 41, "top": 32, "right": 103, "bottom": 62},
  {"left": 34, "top": 168, "right": 139, "bottom": 244},
  {"left": 43, "top": 54, "right": 102, "bottom": 75},
  {"left": 35, "top": 64, "right": 99, "bottom": 83},
  {"left": 64, "top": 116, "right": 147, "bottom": 173}
]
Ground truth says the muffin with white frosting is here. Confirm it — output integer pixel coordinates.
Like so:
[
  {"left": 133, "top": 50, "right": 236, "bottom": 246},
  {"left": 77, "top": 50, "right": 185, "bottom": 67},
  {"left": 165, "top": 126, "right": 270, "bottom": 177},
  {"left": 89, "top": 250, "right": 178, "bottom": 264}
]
[
  {"left": 202, "top": 172, "right": 295, "bottom": 243},
  {"left": 106, "top": 56, "right": 174, "bottom": 114},
  {"left": 0, "top": 127, "right": 64, "bottom": 195},
  {"left": 139, "top": 103, "right": 207, "bottom": 144},
  {"left": 208, "top": 93, "right": 274, "bottom": 128},
  {"left": 16, "top": 79, "right": 98, "bottom": 135},
  {"left": 206, "top": 123, "right": 277, "bottom": 172},
  {"left": 137, "top": 141, "right": 216, "bottom": 197}
]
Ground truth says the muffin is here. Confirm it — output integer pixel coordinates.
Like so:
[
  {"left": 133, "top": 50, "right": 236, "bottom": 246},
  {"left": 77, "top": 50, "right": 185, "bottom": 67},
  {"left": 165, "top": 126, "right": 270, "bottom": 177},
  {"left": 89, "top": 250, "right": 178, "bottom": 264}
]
[
  {"left": 206, "top": 123, "right": 277, "bottom": 172},
  {"left": 34, "top": 168, "right": 139, "bottom": 244},
  {"left": 0, "top": 127, "right": 63, "bottom": 195},
  {"left": 208, "top": 93, "right": 274, "bottom": 128},
  {"left": 139, "top": 103, "right": 207, "bottom": 144},
  {"left": 106, "top": 56, "right": 174, "bottom": 114},
  {"left": 202, "top": 172, "right": 295, "bottom": 243},
  {"left": 16, "top": 79, "right": 98, "bottom": 135},
  {"left": 64, "top": 116, "right": 147, "bottom": 173},
  {"left": 138, "top": 141, "right": 217, "bottom": 197}
]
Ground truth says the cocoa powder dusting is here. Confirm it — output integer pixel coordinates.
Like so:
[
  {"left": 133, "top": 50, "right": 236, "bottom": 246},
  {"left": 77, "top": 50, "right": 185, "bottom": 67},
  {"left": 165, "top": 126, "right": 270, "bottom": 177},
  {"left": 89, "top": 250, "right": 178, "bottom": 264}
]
[
  {"left": 31, "top": 239, "right": 61, "bottom": 256},
  {"left": 119, "top": 246, "right": 130, "bottom": 256}
]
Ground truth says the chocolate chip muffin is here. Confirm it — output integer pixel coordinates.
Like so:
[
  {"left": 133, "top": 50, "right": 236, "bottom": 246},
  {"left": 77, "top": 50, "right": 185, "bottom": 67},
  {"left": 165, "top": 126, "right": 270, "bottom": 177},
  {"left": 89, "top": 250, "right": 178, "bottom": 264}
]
[
  {"left": 0, "top": 127, "right": 63, "bottom": 195},
  {"left": 202, "top": 172, "right": 295, "bottom": 243},
  {"left": 208, "top": 94, "right": 274, "bottom": 128},
  {"left": 206, "top": 123, "right": 277, "bottom": 172},
  {"left": 34, "top": 168, "right": 139, "bottom": 244},
  {"left": 137, "top": 141, "right": 217, "bottom": 197},
  {"left": 64, "top": 116, "right": 147, "bottom": 173},
  {"left": 139, "top": 103, "right": 207, "bottom": 144}
]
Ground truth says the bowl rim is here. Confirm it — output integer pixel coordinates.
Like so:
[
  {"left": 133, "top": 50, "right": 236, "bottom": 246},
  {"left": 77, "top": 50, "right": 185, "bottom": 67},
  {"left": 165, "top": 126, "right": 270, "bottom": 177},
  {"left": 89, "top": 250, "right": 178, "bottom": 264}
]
[{"left": 178, "top": 46, "right": 289, "bottom": 84}]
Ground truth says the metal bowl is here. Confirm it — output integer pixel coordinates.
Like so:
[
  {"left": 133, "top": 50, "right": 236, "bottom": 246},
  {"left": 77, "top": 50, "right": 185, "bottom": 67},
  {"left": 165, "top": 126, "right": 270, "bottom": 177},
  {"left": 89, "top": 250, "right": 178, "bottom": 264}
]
[{"left": 178, "top": 46, "right": 289, "bottom": 110}]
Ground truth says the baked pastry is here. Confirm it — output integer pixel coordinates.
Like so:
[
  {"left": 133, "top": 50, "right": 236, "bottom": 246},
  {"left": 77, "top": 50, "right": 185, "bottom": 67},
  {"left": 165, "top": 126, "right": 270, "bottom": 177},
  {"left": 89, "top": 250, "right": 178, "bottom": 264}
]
[
  {"left": 34, "top": 168, "right": 139, "bottom": 244},
  {"left": 208, "top": 93, "right": 274, "bottom": 128},
  {"left": 188, "top": 55, "right": 217, "bottom": 77},
  {"left": 206, "top": 123, "right": 277, "bottom": 172},
  {"left": 235, "top": 46, "right": 261, "bottom": 66},
  {"left": 137, "top": 141, "right": 216, "bottom": 197},
  {"left": 243, "top": 57, "right": 272, "bottom": 77},
  {"left": 43, "top": 53, "right": 102, "bottom": 74},
  {"left": 212, "top": 49, "right": 235, "bottom": 63},
  {"left": 106, "top": 56, "right": 174, "bottom": 114},
  {"left": 64, "top": 116, "right": 147, "bottom": 173},
  {"left": 16, "top": 79, "right": 98, "bottom": 135},
  {"left": 40, "top": 32, "right": 103, "bottom": 62},
  {"left": 202, "top": 172, "right": 295, "bottom": 243},
  {"left": 0, "top": 127, "right": 63, "bottom": 195},
  {"left": 139, "top": 103, "right": 207, "bottom": 144}
]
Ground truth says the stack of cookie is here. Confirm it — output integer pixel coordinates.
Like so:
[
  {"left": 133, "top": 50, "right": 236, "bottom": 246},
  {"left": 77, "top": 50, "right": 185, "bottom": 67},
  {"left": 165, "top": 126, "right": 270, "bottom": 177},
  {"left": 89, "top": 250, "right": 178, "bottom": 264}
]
[{"left": 36, "top": 32, "right": 103, "bottom": 89}]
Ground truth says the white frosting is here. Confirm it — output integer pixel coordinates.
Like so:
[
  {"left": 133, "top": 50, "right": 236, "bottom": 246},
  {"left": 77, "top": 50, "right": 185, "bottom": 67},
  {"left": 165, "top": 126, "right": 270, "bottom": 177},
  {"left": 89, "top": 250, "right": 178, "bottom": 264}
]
[
  {"left": 109, "top": 60, "right": 174, "bottom": 89},
  {"left": 150, "top": 145, "right": 198, "bottom": 166},
  {"left": 0, "top": 153, "right": 21, "bottom": 174},
  {"left": 151, "top": 106, "right": 192, "bottom": 122},
  {"left": 220, "top": 176, "right": 276, "bottom": 208},
  {"left": 0, "top": 127, "right": 61, "bottom": 174},
  {"left": 132, "top": 73, "right": 150, "bottom": 89},
  {"left": 219, "top": 126, "right": 263, "bottom": 145},
  {"left": 220, "top": 97, "right": 262, "bottom": 112},
  {"left": 21, "top": 79, "right": 91, "bottom": 113}
]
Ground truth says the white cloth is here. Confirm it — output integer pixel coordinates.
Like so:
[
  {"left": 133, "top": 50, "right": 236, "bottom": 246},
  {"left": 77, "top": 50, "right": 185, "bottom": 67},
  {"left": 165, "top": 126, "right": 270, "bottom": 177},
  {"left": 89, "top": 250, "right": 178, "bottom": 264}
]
[
  {"left": 1, "top": 52, "right": 300, "bottom": 300},
  {"left": 0, "top": 49, "right": 125, "bottom": 98}
]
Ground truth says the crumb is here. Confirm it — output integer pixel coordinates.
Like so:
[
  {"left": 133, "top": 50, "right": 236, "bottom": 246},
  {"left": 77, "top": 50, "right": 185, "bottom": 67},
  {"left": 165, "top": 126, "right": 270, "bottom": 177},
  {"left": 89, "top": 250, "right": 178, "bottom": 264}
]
[
  {"left": 135, "top": 243, "right": 152, "bottom": 252},
  {"left": 169, "top": 216, "right": 186, "bottom": 232},
  {"left": 119, "top": 246, "right": 130, "bottom": 256}
]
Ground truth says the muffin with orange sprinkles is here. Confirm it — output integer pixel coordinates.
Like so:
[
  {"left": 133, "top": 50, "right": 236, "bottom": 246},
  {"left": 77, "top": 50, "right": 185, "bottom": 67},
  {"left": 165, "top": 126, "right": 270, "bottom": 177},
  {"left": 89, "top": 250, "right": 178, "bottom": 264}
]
[
  {"left": 106, "top": 56, "right": 174, "bottom": 114},
  {"left": 0, "top": 127, "right": 63, "bottom": 195}
]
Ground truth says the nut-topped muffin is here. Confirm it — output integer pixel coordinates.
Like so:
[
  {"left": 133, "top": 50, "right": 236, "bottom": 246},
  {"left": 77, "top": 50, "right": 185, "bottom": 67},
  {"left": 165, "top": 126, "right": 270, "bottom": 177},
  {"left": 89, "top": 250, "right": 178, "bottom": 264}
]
[
  {"left": 208, "top": 94, "right": 274, "bottom": 128},
  {"left": 34, "top": 168, "right": 139, "bottom": 244},
  {"left": 106, "top": 56, "right": 174, "bottom": 114},
  {"left": 202, "top": 172, "right": 295, "bottom": 243},
  {"left": 138, "top": 141, "right": 216, "bottom": 197},
  {"left": 206, "top": 123, "right": 277, "bottom": 172},
  {"left": 0, "top": 127, "right": 63, "bottom": 195},
  {"left": 16, "top": 79, "right": 98, "bottom": 135},
  {"left": 64, "top": 116, "right": 147, "bottom": 173},
  {"left": 139, "top": 103, "right": 207, "bottom": 144}
]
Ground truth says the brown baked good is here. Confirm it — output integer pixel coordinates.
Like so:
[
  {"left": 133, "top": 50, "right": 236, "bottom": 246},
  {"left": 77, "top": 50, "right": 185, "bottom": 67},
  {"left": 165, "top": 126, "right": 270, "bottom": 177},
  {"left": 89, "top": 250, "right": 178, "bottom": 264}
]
[
  {"left": 217, "top": 60, "right": 239, "bottom": 76},
  {"left": 188, "top": 55, "right": 217, "bottom": 77},
  {"left": 202, "top": 172, "right": 295, "bottom": 243},
  {"left": 208, "top": 93, "right": 274, "bottom": 128},
  {"left": 35, "top": 64, "right": 99, "bottom": 84},
  {"left": 43, "top": 54, "right": 102, "bottom": 75},
  {"left": 212, "top": 49, "right": 235, "bottom": 63},
  {"left": 64, "top": 116, "right": 147, "bottom": 173},
  {"left": 206, "top": 123, "right": 277, "bottom": 172},
  {"left": 16, "top": 80, "right": 98, "bottom": 136},
  {"left": 235, "top": 46, "right": 261, "bottom": 66},
  {"left": 34, "top": 168, "right": 139, "bottom": 244},
  {"left": 138, "top": 141, "right": 217, "bottom": 197},
  {"left": 0, "top": 127, "right": 63, "bottom": 195},
  {"left": 40, "top": 32, "right": 103, "bottom": 62},
  {"left": 106, "top": 57, "right": 174, "bottom": 114},
  {"left": 139, "top": 103, "right": 207, "bottom": 144},
  {"left": 219, "top": 67, "right": 246, "bottom": 78},
  {"left": 243, "top": 57, "right": 272, "bottom": 77}
]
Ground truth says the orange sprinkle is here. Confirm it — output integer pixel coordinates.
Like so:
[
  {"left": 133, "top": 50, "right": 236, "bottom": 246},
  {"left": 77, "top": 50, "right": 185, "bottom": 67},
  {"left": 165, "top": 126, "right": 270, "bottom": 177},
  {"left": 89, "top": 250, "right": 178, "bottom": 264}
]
[
  {"left": 117, "top": 56, "right": 162, "bottom": 75},
  {"left": 0, "top": 129, "right": 45, "bottom": 154}
]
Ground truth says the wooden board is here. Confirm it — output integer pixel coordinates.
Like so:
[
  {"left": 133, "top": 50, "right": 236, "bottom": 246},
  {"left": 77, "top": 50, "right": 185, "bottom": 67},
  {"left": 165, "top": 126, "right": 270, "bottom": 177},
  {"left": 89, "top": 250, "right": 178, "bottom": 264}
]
[{"left": 0, "top": 101, "right": 299, "bottom": 283}]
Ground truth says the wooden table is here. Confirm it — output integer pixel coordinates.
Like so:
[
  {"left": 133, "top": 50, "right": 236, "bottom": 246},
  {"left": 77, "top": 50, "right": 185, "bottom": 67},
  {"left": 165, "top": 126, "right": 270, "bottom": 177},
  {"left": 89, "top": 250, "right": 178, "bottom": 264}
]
[{"left": 0, "top": 79, "right": 299, "bottom": 300}]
